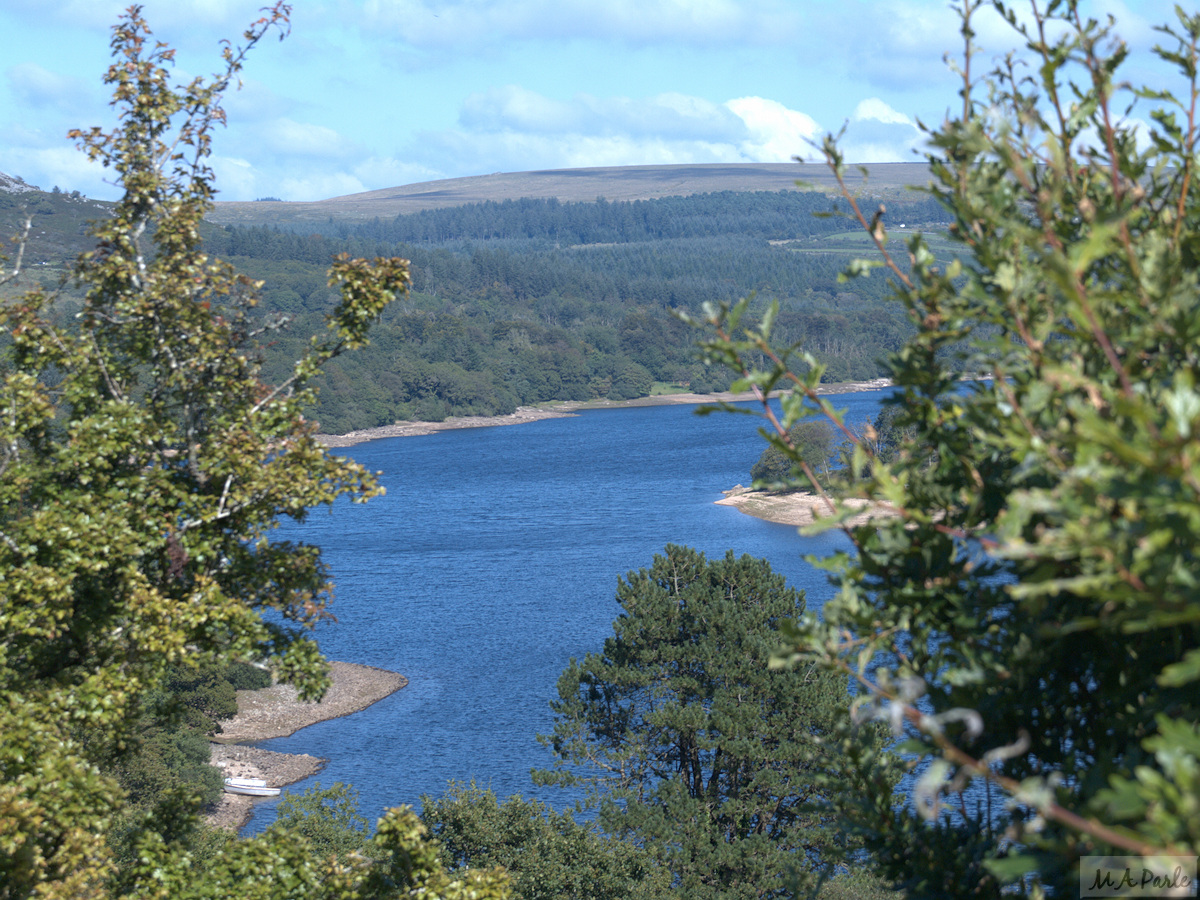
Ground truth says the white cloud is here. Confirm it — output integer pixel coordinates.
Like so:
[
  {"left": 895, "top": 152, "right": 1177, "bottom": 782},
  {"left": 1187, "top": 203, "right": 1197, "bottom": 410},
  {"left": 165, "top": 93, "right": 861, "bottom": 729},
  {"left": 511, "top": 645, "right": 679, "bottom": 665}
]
[
  {"left": 209, "top": 154, "right": 367, "bottom": 202},
  {"left": 460, "top": 86, "right": 577, "bottom": 133},
  {"left": 278, "top": 171, "right": 369, "bottom": 201},
  {"left": 1092, "top": 0, "right": 1170, "bottom": 49},
  {"left": 210, "top": 155, "right": 259, "bottom": 200},
  {"left": 613, "top": 93, "right": 745, "bottom": 141},
  {"left": 410, "top": 128, "right": 744, "bottom": 178},
  {"left": 0, "top": 145, "right": 114, "bottom": 198},
  {"left": 400, "top": 89, "right": 835, "bottom": 178},
  {"left": 838, "top": 96, "right": 926, "bottom": 163},
  {"left": 350, "top": 157, "right": 443, "bottom": 193},
  {"left": 725, "top": 97, "right": 821, "bottom": 162},
  {"left": 795, "top": 0, "right": 1010, "bottom": 91},
  {"left": 459, "top": 87, "right": 746, "bottom": 142},
  {"left": 816, "top": 0, "right": 1176, "bottom": 95},
  {"left": 256, "top": 118, "right": 361, "bottom": 160},
  {"left": 209, "top": 153, "right": 442, "bottom": 202},
  {"left": 853, "top": 98, "right": 914, "bottom": 128}
]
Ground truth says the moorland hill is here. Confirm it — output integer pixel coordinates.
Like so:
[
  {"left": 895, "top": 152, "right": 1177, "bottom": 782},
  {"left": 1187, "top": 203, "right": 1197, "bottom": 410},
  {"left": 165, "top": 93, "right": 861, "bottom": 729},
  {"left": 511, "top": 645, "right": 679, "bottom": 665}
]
[{"left": 206, "top": 162, "right": 931, "bottom": 227}]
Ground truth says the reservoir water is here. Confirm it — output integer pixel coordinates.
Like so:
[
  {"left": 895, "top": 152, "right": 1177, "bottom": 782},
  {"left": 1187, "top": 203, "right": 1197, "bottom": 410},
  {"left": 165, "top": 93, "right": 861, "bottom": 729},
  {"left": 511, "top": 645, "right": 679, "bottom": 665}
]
[{"left": 243, "top": 390, "right": 890, "bottom": 832}]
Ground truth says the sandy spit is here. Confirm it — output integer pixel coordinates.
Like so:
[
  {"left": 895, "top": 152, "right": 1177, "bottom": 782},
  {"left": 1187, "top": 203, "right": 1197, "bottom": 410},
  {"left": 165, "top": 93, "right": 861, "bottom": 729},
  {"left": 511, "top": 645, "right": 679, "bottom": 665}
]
[
  {"left": 716, "top": 485, "right": 897, "bottom": 528},
  {"left": 206, "top": 661, "right": 406, "bottom": 831},
  {"left": 315, "top": 380, "right": 895, "bottom": 448}
]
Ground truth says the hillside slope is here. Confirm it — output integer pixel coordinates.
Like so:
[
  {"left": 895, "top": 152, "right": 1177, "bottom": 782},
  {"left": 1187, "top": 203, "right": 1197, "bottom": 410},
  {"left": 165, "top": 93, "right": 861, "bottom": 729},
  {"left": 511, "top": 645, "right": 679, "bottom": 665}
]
[{"left": 207, "top": 162, "right": 931, "bottom": 227}]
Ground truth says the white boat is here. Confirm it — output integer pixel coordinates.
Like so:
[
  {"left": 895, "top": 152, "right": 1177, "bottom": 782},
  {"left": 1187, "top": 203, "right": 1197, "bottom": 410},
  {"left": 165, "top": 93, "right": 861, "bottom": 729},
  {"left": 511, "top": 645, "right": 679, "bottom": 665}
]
[{"left": 223, "top": 777, "right": 280, "bottom": 797}]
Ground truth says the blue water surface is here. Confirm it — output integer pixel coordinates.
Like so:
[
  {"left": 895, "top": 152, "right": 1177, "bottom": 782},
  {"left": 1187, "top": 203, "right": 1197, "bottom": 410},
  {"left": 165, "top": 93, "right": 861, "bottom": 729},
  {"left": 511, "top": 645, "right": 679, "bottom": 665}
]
[{"left": 242, "top": 390, "right": 890, "bottom": 832}]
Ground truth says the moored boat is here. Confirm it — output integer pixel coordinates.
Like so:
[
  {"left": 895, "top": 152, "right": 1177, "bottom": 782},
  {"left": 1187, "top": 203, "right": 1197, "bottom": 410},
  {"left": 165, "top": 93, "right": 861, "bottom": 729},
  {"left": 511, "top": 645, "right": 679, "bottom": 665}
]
[{"left": 223, "top": 777, "right": 280, "bottom": 797}]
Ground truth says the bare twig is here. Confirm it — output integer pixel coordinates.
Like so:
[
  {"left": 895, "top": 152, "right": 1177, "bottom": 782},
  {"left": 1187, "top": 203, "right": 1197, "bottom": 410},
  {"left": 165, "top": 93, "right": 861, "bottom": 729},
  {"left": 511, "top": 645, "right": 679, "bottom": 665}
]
[{"left": 0, "top": 215, "right": 32, "bottom": 286}]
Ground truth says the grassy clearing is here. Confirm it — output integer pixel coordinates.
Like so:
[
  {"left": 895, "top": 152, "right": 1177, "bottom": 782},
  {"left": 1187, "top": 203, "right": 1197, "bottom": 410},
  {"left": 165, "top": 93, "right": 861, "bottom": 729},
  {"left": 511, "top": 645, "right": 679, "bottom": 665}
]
[{"left": 774, "top": 226, "right": 958, "bottom": 265}]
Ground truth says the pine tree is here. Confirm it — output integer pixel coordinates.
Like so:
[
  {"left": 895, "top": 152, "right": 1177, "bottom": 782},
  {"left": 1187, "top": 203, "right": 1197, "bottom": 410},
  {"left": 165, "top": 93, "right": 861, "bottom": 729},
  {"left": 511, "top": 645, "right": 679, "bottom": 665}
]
[{"left": 537, "top": 545, "right": 881, "bottom": 899}]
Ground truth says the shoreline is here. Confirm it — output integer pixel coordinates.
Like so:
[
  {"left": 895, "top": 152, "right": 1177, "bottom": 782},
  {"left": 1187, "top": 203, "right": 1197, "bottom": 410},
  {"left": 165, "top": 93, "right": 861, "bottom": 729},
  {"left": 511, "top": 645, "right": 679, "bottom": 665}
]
[
  {"left": 316, "top": 379, "right": 895, "bottom": 448},
  {"left": 716, "top": 485, "right": 897, "bottom": 528},
  {"left": 206, "top": 661, "right": 407, "bottom": 831}
]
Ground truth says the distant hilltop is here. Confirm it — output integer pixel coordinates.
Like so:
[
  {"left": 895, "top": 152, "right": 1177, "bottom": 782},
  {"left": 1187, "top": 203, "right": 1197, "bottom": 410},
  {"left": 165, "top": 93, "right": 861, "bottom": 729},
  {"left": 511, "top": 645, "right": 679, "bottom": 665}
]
[
  {"left": 207, "top": 162, "right": 932, "bottom": 227},
  {"left": 0, "top": 172, "right": 40, "bottom": 194}
]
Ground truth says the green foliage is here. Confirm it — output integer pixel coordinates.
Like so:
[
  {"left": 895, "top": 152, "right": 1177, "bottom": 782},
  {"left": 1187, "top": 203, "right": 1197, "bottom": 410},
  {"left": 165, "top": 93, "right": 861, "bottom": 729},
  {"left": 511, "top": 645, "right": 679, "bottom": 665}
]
[
  {"left": 853, "top": 405, "right": 912, "bottom": 469},
  {"left": 12, "top": 184, "right": 941, "bottom": 431},
  {"left": 422, "top": 783, "right": 672, "bottom": 900},
  {"left": 112, "top": 727, "right": 225, "bottom": 811},
  {"left": 193, "top": 188, "right": 940, "bottom": 430},
  {"left": 0, "top": 188, "right": 114, "bottom": 298},
  {"left": 159, "top": 663, "right": 239, "bottom": 734},
  {"left": 750, "top": 419, "right": 837, "bottom": 487},
  {"left": 698, "top": 2, "right": 1200, "bottom": 896},
  {"left": 107, "top": 661, "right": 245, "bottom": 818},
  {"left": 0, "top": 7, "right": 507, "bottom": 898},
  {"left": 112, "top": 804, "right": 509, "bottom": 900},
  {"left": 224, "top": 659, "right": 273, "bottom": 691},
  {"left": 536, "top": 545, "right": 881, "bottom": 899},
  {"left": 271, "top": 783, "right": 374, "bottom": 865}
]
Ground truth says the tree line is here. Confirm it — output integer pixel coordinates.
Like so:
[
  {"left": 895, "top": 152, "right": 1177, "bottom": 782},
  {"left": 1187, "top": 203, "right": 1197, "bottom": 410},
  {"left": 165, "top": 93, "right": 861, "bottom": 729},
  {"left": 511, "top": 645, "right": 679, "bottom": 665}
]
[
  {"left": 316, "top": 191, "right": 946, "bottom": 246},
  {"left": 200, "top": 192, "right": 939, "bottom": 432}
]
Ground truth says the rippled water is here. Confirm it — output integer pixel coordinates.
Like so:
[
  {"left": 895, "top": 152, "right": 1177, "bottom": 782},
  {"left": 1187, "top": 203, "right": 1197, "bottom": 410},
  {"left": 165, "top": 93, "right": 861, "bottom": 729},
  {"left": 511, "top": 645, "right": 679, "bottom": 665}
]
[{"left": 242, "top": 391, "right": 889, "bottom": 832}]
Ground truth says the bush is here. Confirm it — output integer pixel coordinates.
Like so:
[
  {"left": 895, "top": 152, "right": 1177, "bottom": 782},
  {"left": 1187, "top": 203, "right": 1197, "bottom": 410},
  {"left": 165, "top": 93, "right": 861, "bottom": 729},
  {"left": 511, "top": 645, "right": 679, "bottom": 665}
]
[{"left": 224, "top": 660, "right": 273, "bottom": 692}]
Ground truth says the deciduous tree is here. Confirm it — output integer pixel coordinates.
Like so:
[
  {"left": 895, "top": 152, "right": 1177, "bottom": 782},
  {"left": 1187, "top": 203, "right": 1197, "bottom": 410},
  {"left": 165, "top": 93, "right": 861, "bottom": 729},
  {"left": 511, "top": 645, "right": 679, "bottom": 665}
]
[
  {"left": 422, "top": 783, "right": 672, "bottom": 900},
  {"left": 0, "top": 6, "right": 506, "bottom": 898},
  {"left": 749, "top": 419, "right": 837, "bottom": 487},
  {"left": 695, "top": 2, "right": 1200, "bottom": 896}
]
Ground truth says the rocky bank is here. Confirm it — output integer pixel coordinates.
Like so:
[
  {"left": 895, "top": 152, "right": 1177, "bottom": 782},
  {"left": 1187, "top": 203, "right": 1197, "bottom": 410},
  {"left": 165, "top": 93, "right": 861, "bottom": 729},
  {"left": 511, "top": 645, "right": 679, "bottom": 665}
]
[{"left": 207, "top": 661, "right": 406, "bottom": 830}]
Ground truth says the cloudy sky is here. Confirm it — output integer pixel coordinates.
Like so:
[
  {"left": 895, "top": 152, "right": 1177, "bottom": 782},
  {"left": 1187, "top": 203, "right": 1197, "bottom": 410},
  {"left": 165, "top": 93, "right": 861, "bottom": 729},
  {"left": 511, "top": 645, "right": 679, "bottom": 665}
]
[{"left": 0, "top": 0, "right": 1181, "bottom": 201}]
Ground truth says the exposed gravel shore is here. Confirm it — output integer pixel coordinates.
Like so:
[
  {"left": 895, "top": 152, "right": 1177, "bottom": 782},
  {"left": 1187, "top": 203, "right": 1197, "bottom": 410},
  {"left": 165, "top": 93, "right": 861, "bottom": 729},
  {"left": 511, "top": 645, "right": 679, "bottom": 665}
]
[
  {"left": 716, "top": 485, "right": 897, "bottom": 528},
  {"left": 207, "top": 661, "right": 406, "bottom": 830},
  {"left": 315, "top": 380, "right": 895, "bottom": 448}
]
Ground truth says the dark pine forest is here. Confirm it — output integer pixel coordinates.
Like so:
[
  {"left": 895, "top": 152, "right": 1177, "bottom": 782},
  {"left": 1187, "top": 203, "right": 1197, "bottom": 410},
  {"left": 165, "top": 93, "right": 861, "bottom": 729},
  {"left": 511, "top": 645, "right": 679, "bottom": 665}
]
[{"left": 201, "top": 189, "right": 948, "bottom": 433}]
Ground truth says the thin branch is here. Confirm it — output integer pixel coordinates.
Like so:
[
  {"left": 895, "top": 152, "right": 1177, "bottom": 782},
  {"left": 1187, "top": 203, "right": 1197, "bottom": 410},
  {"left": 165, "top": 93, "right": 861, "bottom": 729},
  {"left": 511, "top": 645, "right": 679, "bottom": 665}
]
[
  {"left": 1173, "top": 22, "right": 1199, "bottom": 243},
  {"left": 830, "top": 653, "right": 1189, "bottom": 859},
  {"left": 0, "top": 216, "right": 32, "bottom": 286}
]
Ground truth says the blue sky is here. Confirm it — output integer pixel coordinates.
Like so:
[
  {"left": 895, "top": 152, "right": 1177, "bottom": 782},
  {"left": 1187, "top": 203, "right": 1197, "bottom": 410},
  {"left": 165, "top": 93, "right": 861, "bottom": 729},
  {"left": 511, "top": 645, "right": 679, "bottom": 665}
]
[{"left": 0, "top": 0, "right": 1182, "bottom": 201}]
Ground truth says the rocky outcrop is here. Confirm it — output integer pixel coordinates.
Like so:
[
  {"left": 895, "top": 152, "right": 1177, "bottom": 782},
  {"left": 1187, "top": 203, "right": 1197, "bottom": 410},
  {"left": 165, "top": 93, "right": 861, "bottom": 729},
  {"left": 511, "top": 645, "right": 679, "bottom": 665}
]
[
  {"left": 205, "top": 661, "right": 407, "bottom": 830},
  {"left": 0, "top": 172, "right": 39, "bottom": 194}
]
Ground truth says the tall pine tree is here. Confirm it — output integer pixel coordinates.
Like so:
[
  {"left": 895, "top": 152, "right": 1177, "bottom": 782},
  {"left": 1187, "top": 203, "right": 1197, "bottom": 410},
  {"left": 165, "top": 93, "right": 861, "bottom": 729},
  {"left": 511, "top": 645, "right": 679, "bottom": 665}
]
[{"left": 537, "top": 545, "right": 881, "bottom": 899}]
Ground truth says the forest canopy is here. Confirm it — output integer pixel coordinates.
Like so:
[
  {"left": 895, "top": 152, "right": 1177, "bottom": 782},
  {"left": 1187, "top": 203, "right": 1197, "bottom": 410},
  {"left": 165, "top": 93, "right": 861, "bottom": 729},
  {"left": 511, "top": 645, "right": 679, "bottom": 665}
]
[{"left": 198, "top": 190, "right": 948, "bottom": 432}]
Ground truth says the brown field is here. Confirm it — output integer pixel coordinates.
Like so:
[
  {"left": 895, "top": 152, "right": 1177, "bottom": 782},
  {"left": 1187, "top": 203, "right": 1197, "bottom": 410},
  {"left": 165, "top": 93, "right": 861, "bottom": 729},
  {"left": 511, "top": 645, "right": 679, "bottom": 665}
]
[{"left": 206, "top": 162, "right": 933, "bottom": 227}]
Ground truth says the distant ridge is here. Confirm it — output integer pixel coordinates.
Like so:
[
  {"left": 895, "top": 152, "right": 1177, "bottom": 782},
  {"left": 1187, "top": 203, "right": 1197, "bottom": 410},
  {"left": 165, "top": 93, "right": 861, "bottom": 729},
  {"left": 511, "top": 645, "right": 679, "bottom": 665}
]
[{"left": 207, "top": 162, "right": 931, "bottom": 227}]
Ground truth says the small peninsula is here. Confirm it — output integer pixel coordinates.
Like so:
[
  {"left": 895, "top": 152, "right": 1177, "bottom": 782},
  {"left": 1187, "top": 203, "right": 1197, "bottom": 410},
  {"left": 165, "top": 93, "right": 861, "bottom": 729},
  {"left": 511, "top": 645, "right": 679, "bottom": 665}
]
[
  {"left": 207, "top": 661, "right": 407, "bottom": 830},
  {"left": 717, "top": 485, "right": 898, "bottom": 528}
]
